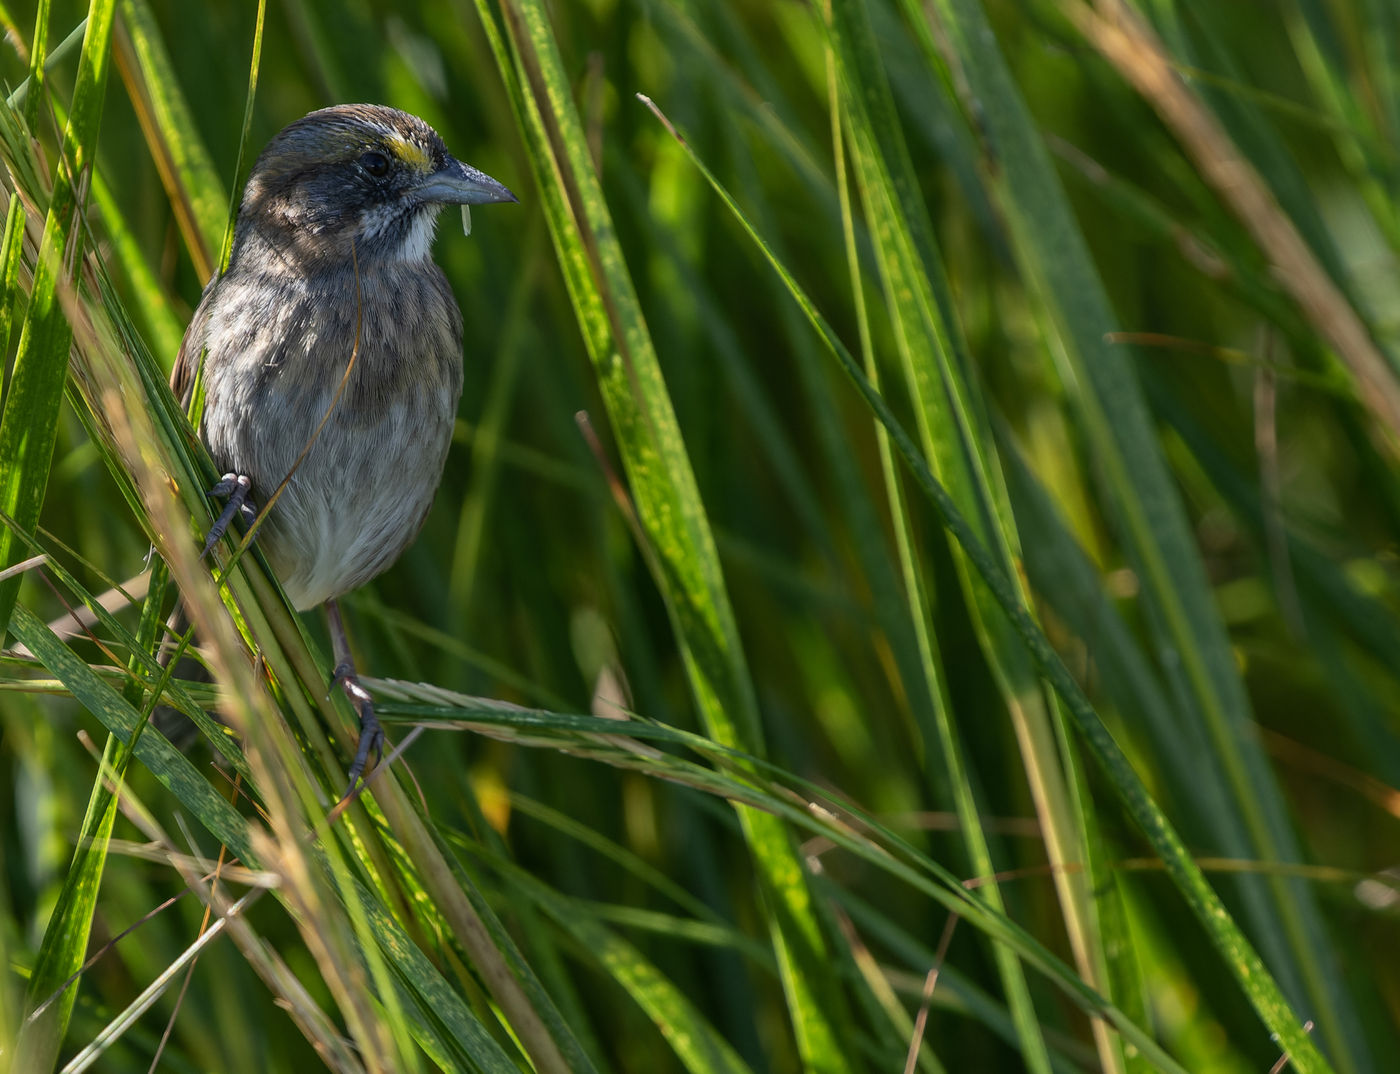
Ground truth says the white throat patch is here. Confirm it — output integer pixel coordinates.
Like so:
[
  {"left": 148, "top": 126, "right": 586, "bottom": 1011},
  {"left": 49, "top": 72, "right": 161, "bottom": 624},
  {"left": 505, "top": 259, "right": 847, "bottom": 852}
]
[{"left": 361, "top": 202, "right": 439, "bottom": 262}]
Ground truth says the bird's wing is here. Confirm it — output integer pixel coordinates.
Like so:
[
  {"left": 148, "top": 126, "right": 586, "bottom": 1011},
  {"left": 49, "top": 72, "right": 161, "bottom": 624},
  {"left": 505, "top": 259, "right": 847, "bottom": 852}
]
[{"left": 169, "top": 280, "right": 218, "bottom": 408}]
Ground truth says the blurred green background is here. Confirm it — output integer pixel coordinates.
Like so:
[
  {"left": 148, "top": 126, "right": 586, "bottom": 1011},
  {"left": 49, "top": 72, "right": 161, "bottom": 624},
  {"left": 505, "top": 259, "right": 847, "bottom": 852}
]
[{"left": 2, "top": 0, "right": 1399, "bottom": 1071}]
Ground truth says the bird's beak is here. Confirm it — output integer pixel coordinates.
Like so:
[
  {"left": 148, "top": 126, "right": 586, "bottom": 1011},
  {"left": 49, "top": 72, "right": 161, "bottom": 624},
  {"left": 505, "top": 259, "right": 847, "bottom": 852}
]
[{"left": 415, "top": 157, "right": 518, "bottom": 206}]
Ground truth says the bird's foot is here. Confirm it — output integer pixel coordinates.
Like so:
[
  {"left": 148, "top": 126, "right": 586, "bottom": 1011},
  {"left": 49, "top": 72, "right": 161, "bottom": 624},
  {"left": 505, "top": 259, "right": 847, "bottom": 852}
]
[
  {"left": 202, "top": 473, "right": 256, "bottom": 557},
  {"left": 333, "top": 660, "right": 383, "bottom": 797}
]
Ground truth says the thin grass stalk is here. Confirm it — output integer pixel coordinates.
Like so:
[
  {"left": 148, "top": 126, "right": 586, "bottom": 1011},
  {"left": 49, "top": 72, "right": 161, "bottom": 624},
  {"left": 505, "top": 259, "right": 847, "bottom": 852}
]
[{"left": 824, "top": 16, "right": 1062, "bottom": 1073}]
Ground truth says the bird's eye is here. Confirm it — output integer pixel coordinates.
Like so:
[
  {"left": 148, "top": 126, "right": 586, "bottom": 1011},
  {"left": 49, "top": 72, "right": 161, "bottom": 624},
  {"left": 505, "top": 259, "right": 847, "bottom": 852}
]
[{"left": 360, "top": 151, "right": 390, "bottom": 178}]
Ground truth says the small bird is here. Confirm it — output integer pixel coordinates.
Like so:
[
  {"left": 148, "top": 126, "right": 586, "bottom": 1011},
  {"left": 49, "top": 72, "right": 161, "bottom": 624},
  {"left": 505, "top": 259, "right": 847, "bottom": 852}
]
[{"left": 171, "top": 104, "right": 516, "bottom": 792}]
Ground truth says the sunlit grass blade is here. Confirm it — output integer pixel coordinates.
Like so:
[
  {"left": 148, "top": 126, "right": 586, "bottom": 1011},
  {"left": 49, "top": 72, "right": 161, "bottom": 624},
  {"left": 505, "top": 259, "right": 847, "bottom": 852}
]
[
  {"left": 823, "top": 7, "right": 1063, "bottom": 1072},
  {"left": 1, "top": 8, "right": 122, "bottom": 1061},
  {"left": 637, "top": 89, "right": 1331, "bottom": 1073},
  {"left": 7, "top": 607, "right": 532, "bottom": 1072},
  {"left": 88, "top": 168, "right": 183, "bottom": 361},
  {"left": 0, "top": 193, "right": 27, "bottom": 357},
  {"left": 832, "top": 0, "right": 1131, "bottom": 1059},
  {"left": 7, "top": 601, "right": 251, "bottom": 852},
  {"left": 20, "top": 0, "right": 51, "bottom": 129},
  {"left": 477, "top": 0, "right": 860, "bottom": 1065},
  {"left": 0, "top": 515, "right": 246, "bottom": 769}
]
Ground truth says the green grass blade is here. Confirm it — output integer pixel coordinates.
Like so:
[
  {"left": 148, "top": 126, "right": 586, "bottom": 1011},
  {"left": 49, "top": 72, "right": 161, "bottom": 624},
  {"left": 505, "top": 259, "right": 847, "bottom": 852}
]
[
  {"left": 824, "top": 12, "right": 1059, "bottom": 1073},
  {"left": 935, "top": 2, "right": 1368, "bottom": 1067},
  {"left": 363, "top": 682, "right": 1196, "bottom": 1074},
  {"left": 638, "top": 93, "right": 1331, "bottom": 1073},
  {"left": 21, "top": 0, "right": 50, "bottom": 130},
  {"left": 8, "top": 607, "right": 526, "bottom": 1073},
  {"left": 0, "top": 193, "right": 27, "bottom": 357},
  {"left": 477, "top": 0, "right": 860, "bottom": 1066},
  {"left": 489, "top": 858, "right": 756, "bottom": 1074},
  {"left": 6, "top": 3, "right": 1391, "bottom": 1069},
  {"left": 827, "top": 2, "right": 1126, "bottom": 1068},
  {"left": 88, "top": 168, "right": 183, "bottom": 364},
  {"left": 13, "top": 733, "right": 121, "bottom": 1072},
  {"left": 0, "top": 0, "right": 117, "bottom": 645}
]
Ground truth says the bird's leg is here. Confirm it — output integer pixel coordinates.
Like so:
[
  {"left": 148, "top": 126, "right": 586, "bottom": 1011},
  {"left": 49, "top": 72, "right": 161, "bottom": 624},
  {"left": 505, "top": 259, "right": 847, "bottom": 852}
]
[
  {"left": 326, "top": 597, "right": 382, "bottom": 795},
  {"left": 202, "top": 473, "right": 256, "bottom": 557}
]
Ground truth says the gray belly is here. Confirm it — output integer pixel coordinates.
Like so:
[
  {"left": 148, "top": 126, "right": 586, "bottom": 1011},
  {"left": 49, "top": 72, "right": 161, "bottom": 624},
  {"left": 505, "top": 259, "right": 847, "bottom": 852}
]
[
  {"left": 206, "top": 381, "right": 457, "bottom": 609},
  {"left": 270, "top": 401, "right": 453, "bottom": 609}
]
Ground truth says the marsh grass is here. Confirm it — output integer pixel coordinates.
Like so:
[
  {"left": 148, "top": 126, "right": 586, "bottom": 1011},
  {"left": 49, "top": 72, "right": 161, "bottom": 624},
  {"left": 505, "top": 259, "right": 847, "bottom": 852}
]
[{"left": 1, "top": 1, "right": 1398, "bottom": 1071}]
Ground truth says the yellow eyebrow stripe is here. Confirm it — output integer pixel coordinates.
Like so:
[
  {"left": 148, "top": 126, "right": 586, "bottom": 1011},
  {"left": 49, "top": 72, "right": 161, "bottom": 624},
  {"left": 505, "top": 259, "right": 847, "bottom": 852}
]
[{"left": 387, "top": 136, "right": 431, "bottom": 171}]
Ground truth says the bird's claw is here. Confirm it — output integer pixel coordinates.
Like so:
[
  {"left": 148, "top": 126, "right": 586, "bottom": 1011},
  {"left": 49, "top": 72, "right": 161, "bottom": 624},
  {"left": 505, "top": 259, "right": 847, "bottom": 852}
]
[
  {"left": 202, "top": 473, "right": 256, "bottom": 557},
  {"left": 328, "top": 660, "right": 354, "bottom": 694},
  {"left": 335, "top": 661, "right": 383, "bottom": 797}
]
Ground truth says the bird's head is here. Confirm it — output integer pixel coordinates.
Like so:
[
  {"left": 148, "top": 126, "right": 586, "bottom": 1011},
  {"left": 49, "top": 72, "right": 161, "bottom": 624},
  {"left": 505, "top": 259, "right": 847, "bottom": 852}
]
[{"left": 231, "top": 103, "right": 516, "bottom": 272}]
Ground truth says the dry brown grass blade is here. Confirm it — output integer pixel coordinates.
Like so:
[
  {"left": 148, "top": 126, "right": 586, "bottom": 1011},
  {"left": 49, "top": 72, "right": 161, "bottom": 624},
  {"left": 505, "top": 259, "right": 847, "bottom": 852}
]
[
  {"left": 112, "top": 7, "right": 216, "bottom": 280},
  {"left": 1068, "top": 0, "right": 1400, "bottom": 454}
]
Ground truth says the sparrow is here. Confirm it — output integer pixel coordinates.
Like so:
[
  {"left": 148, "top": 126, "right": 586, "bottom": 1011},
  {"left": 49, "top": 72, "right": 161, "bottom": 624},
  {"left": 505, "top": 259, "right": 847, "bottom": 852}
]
[{"left": 171, "top": 103, "right": 516, "bottom": 792}]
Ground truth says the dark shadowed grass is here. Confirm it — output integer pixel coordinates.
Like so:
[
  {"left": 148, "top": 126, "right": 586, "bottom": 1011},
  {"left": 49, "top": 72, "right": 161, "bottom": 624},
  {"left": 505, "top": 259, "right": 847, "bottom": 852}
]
[{"left": 1, "top": 1, "right": 1398, "bottom": 1072}]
